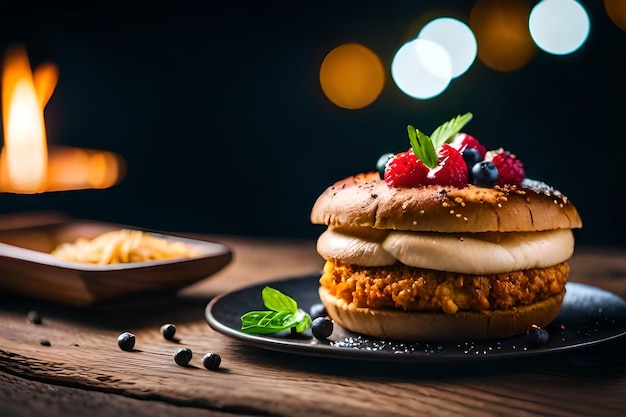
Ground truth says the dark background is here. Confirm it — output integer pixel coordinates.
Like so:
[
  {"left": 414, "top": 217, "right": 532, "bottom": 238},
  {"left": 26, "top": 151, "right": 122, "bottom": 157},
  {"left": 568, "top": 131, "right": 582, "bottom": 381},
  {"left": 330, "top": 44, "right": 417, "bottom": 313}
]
[{"left": 0, "top": 0, "right": 624, "bottom": 247}]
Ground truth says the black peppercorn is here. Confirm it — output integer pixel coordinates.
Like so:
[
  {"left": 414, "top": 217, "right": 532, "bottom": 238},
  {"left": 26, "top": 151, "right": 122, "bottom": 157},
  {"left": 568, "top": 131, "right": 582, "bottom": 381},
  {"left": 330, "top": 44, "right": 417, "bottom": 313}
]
[
  {"left": 174, "top": 347, "right": 192, "bottom": 366},
  {"left": 160, "top": 323, "right": 177, "bottom": 340},
  {"left": 117, "top": 331, "right": 136, "bottom": 351},
  {"left": 202, "top": 352, "right": 221, "bottom": 371}
]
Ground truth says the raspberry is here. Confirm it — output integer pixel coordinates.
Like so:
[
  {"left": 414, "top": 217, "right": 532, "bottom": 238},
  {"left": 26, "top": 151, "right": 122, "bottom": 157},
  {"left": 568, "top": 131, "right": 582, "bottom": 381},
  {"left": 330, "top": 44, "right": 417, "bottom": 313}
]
[
  {"left": 449, "top": 133, "right": 486, "bottom": 160},
  {"left": 485, "top": 148, "right": 525, "bottom": 186},
  {"left": 384, "top": 149, "right": 428, "bottom": 188},
  {"left": 385, "top": 144, "right": 468, "bottom": 188}
]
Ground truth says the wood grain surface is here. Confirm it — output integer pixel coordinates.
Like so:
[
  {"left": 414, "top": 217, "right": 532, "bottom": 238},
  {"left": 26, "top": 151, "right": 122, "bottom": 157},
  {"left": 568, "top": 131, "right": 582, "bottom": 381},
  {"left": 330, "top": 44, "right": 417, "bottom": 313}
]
[{"left": 1, "top": 224, "right": 625, "bottom": 417}]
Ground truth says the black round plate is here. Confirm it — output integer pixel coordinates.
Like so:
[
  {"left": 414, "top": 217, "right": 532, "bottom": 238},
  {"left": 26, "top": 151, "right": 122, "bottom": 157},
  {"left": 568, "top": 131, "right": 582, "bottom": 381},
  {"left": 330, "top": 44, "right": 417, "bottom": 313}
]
[{"left": 205, "top": 276, "right": 626, "bottom": 362}]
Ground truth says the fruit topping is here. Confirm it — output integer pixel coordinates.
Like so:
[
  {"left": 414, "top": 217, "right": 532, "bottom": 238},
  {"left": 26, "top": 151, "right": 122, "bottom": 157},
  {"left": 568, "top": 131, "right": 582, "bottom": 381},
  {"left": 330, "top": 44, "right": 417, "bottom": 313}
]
[
  {"left": 383, "top": 113, "right": 474, "bottom": 188},
  {"left": 378, "top": 113, "right": 526, "bottom": 188},
  {"left": 485, "top": 148, "right": 525, "bottom": 186},
  {"left": 450, "top": 133, "right": 487, "bottom": 159},
  {"left": 384, "top": 149, "right": 428, "bottom": 188},
  {"left": 376, "top": 153, "right": 395, "bottom": 178},
  {"left": 384, "top": 145, "right": 468, "bottom": 188},
  {"left": 452, "top": 132, "right": 488, "bottom": 176},
  {"left": 471, "top": 161, "right": 499, "bottom": 187},
  {"left": 461, "top": 147, "right": 483, "bottom": 171}
]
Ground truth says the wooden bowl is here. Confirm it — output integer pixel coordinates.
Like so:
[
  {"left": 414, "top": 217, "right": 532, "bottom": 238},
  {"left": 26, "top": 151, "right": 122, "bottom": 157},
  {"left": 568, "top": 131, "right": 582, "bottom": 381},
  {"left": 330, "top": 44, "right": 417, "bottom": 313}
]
[{"left": 0, "top": 218, "right": 232, "bottom": 306}]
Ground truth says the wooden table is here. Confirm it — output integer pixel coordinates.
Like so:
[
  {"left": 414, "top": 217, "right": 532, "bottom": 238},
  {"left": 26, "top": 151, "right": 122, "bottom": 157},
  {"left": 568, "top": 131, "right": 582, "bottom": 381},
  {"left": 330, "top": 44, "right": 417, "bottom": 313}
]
[{"left": 1, "top": 222, "right": 625, "bottom": 416}]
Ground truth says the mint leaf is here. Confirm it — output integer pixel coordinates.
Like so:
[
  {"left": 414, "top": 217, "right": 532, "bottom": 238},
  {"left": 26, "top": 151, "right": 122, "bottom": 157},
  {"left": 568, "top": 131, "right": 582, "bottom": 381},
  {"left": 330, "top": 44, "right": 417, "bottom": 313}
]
[
  {"left": 430, "top": 112, "right": 473, "bottom": 148},
  {"left": 240, "top": 287, "right": 312, "bottom": 335},
  {"left": 262, "top": 286, "right": 298, "bottom": 313},
  {"left": 407, "top": 125, "right": 438, "bottom": 169}
]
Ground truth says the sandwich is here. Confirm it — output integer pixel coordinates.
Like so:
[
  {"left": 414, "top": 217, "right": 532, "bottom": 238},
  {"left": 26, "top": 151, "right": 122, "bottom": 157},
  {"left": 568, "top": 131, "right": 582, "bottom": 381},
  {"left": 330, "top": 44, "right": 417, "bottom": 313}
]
[{"left": 310, "top": 113, "right": 582, "bottom": 341}]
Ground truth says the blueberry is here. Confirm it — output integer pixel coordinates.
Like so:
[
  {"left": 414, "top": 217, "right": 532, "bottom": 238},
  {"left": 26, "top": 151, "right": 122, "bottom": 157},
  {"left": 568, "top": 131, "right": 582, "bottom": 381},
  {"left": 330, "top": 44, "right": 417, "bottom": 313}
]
[
  {"left": 309, "top": 303, "right": 327, "bottom": 320},
  {"left": 527, "top": 326, "right": 550, "bottom": 348},
  {"left": 471, "top": 161, "right": 498, "bottom": 187},
  {"left": 311, "top": 317, "right": 333, "bottom": 340},
  {"left": 174, "top": 347, "right": 192, "bottom": 366},
  {"left": 160, "top": 323, "right": 177, "bottom": 340},
  {"left": 462, "top": 147, "right": 482, "bottom": 169},
  {"left": 202, "top": 352, "right": 222, "bottom": 371},
  {"left": 117, "top": 331, "right": 136, "bottom": 351},
  {"left": 376, "top": 153, "right": 395, "bottom": 178}
]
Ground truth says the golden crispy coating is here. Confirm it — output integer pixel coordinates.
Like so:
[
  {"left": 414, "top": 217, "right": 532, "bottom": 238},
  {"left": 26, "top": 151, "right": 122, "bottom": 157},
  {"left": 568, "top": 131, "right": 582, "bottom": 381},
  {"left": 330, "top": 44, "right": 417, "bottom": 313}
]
[{"left": 319, "top": 260, "right": 569, "bottom": 314}]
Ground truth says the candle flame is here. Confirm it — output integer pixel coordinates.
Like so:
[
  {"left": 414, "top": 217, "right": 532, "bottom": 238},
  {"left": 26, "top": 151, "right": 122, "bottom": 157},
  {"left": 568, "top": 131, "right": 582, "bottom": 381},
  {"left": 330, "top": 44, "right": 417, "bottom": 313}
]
[
  {"left": 0, "top": 46, "right": 54, "bottom": 193},
  {"left": 0, "top": 46, "right": 124, "bottom": 193}
]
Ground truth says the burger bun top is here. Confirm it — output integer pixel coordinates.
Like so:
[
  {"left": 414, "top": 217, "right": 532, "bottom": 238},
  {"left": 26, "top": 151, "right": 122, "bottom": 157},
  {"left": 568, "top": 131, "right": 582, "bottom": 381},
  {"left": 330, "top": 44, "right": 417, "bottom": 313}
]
[{"left": 310, "top": 172, "right": 582, "bottom": 234}]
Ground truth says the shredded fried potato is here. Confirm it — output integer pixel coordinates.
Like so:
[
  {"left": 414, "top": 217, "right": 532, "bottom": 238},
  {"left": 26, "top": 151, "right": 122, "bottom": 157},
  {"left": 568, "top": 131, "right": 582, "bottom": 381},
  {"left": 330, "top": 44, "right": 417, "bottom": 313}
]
[{"left": 51, "top": 229, "right": 200, "bottom": 264}]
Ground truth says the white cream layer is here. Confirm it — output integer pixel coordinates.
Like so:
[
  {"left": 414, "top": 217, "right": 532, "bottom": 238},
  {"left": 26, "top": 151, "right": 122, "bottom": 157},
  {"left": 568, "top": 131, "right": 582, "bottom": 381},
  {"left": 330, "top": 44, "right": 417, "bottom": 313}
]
[{"left": 317, "top": 227, "right": 575, "bottom": 275}]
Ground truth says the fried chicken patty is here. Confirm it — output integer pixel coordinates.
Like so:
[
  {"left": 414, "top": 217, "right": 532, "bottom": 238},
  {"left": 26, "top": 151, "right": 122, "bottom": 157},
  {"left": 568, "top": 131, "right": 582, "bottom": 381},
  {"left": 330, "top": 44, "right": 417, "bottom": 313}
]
[{"left": 319, "top": 260, "right": 569, "bottom": 314}]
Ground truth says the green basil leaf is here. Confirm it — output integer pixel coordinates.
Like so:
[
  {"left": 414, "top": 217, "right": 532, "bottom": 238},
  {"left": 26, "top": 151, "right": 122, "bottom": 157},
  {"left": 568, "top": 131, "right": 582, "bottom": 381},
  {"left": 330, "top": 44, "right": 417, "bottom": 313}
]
[
  {"left": 262, "top": 286, "right": 298, "bottom": 313},
  {"left": 240, "top": 310, "right": 299, "bottom": 334},
  {"left": 294, "top": 310, "right": 312, "bottom": 333},
  {"left": 239, "top": 287, "right": 313, "bottom": 335}
]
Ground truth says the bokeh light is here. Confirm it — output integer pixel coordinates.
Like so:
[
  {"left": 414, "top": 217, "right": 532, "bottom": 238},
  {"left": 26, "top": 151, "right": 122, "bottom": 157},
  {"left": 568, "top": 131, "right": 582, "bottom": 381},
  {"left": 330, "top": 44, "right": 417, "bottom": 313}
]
[
  {"left": 470, "top": 0, "right": 535, "bottom": 72},
  {"left": 529, "top": 0, "right": 590, "bottom": 55},
  {"left": 605, "top": 0, "right": 626, "bottom": 31},
  {"left": 319, "top": 43, "right": 385, "bottom": 110},
  {"left": 418, "top": 17, "right": 477, "bottom": 78},
  {"left": 391, "top": 38, "right": 452, "bottom": 100}
]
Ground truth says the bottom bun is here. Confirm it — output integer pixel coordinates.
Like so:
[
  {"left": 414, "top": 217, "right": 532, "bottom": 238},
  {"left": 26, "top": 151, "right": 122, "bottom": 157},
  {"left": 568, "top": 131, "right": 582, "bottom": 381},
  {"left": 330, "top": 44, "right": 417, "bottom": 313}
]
[{"left": 319, "top": 286, "right": 564, "bottom": 341}]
